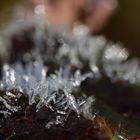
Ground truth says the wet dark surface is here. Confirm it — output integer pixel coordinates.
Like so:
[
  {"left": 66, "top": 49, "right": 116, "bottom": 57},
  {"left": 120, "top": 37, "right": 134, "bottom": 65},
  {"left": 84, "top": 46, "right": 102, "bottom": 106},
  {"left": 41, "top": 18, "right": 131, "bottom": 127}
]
[
  {"left": 81, "top": 77, "right": 140, "bottom": 123},
  {"left": 0, "top": 89, "right": 112, "bottom": 140}
]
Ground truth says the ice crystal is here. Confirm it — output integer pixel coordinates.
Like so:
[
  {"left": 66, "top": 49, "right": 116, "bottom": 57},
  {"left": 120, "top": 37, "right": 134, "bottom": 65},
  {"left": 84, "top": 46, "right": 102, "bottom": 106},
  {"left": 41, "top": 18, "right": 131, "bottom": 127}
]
[{"left": 80, "top": 96, "right": 96, "bottom": 119}]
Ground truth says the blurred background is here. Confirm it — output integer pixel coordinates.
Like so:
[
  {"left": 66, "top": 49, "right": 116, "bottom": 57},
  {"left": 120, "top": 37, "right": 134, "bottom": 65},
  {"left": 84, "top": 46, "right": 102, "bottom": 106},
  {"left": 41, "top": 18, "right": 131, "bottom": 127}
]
[{"left": 0, "top": 0, "right": 140, "bottom": 57}]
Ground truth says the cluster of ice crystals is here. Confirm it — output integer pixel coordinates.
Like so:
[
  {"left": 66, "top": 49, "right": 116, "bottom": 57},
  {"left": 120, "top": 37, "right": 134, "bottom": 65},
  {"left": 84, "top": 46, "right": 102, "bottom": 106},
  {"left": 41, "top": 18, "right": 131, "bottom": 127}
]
[
  {"left": 103, "top": 43, "right": 129, "bottom": 63},
  {"left": 58, "top": 35, "right": 106, "bottom": 78},
  {"left": 0, "top": 56, "right": 94, "bottom": 119},
  {"left": 0, "top": 96, "right": 19, "bottom": 112},
  {"left": 105, "top": 58, "right": 140, "bottom": 84},
  {"left": 102, "top": 43, "right": 140, "bottom": 84},
  {"left": 0, "top": 90, "right": 21, "bottom": 119},
  {"left": 33, "top": 70, "right": 79, "bottom": 114},
  {"left": 39, "top": 70, "right": 92, "bottom": 115},
  {"left": 2, "top": 14, "right": 140, "bottom": 85},
  {"left": 57, "top": 25, "right": 140, "bottom": 85},
  {"left": 1, "top": 59, "right": 45, "bottom": 91}
]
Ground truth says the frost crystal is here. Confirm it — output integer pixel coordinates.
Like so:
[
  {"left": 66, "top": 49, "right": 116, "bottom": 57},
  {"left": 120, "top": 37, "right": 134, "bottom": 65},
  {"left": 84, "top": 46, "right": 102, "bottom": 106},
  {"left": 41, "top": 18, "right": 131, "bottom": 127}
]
[
  {"left": 0, "top": 96, "right": 19, "bottom": 112},
  {"left": 80, "top": 96, "right": 96, "bottom": 119}
]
